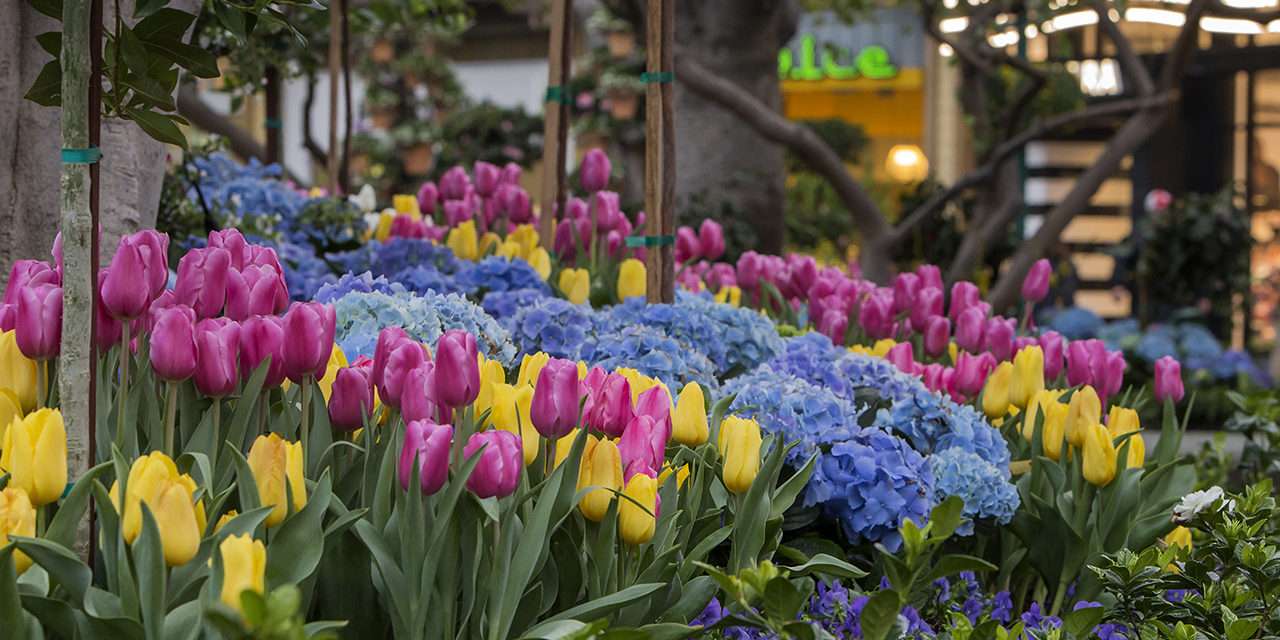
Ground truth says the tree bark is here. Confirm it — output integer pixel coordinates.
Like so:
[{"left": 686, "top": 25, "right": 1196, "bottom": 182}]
[{"left": 673, "top": 0, "right": 800, "bottom": 255}]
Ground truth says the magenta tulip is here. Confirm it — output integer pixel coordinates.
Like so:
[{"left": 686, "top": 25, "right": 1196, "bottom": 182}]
[
  {"left": 175, "top": 247, "right": 232, "bottom": 319},
  {"left": 329, "top": 365, "right": 375, "bottom": 431},
  {"left": 281, "top": 302, "right": 336, "bottom": 383},
  {"left": 433, "top": 330, "right": 480, "bottom": 408},
  {"left": 924, "top": 316, "right": 950, "bottom": 358},
  {"left": 130, "top": 230, "right": 170, "bottom": 298},
  {"left": 565, "top": 197, "right": 589, "bottom": 220},
  {"left": 580, "top": 148, "right": 611, "bottom": 192},
  {"left": 399, "top": 420, "right": 452, "bottom": 495},
  {"left": 4, "top": 260, "right": 58, "bottom": 307},
  {"left": 1021, "top": 258, "right": 1052, "bottom": 303},
  {"left": 500, "top": 162, "right": 522, "bottom": 186},
  {"left": 1066, "top": 340, "right": 1094, "bottom": 387},
  {"left": 239, "top": 315, "right": 286, "bottom": 388},
  {"left": 618, "top": 414, "right": 667, "bottom": 473},
  {"left": 402, "top": 362, "right": 449, "bottom": 424},
  {"left": 464, "top": 430, "right": 522, "bottom": 498},
  {"left": 442, "top": 200, "right": 470, "bottom": 227},
  {"left": 675, "top": 227, "right": 701, "bottom": 264},
  {"left": 1087, "top": 340, "right": 1112, "bottom": 393},
  {"left": 892, "top": 273, "right": 921, "bottom": 315},
  {"left": 225, "top": 265, "right": 288, "bottom": 321},
  {"left": 1039, "top": 331, "right": 1065, "bottom": 381},
  {"left": 440, "top": 166, "right": 471, "bottom": 201},
  {"left": 417, "top": 181, "right": 439, "bottom": 215},
  {"left": 736, "top": 251, "right": 764, "bottom": 290},
  {"left": 984, "top": 317, "right": 1016, "bottom": 362},
  {"left": 698, "top": 219, "right": 725, "bottom": 261},
  {"left": 858, "top": 289, "right": 895, "bottom": 340},
  {"left": 953, "top": 351, "right": 996, "bottom": 397},
  {"left": 886, "top": 342, "right": 916, "bottom": 374},
  {"left": 530, "top": 358, "right": 580, "bottom": 438},
  {"left": 1099, "top": 350, "right": 1127, "bottom": 400},
  {"left": 101, "top": 240, "right": 153, "bottom": 320},
  {"left": 915, "top": 264, "right": 943, "bottom": 293},
  {"left": 207, "top": 229, "right": 250, "bottom": 270},
  {"left": 922, "top": 364, "right": 946, "bottom": 394},
  {"left": 372, "top": 326, "right": 412, "bottom": 390},
  {"left": 16, "top": 284, "right": 62, "bottom": 360},
  {"left": 585, "top": 372, "right": 633, "bottom": 438},
  {"left": 948, "top": 281, "right": 981, "bottom": 322},
  {"left": 150, "top": 305, "right": 198, "bottom": 382},
  {"left": 1154, "top": 355, "right": 1184, "bottom": 403},
  {"left": 787, "top": 255, "right": 818, "bottom": 297},
  {"left": 954, "top": 307, "right": 986, "bottom": 353},
  {"left": 194, "top": 318, "right": 240, "bottom": 397},
  {"left": 0, "top": 304, "right": 14, "bottom": 332},
  {"left": 910, "top": 287, "right": 945, "bottom": 334},
  {"left": 94, "top": 271, "right": 122, "bottom": 351},
  {"left": 379, "top": 340, "right": 427, "bottom": 410},
  {"left": 473, "top": 161, "right": 501, "bottom": 198},
  {"left": 818, "top": 308, "right": 849, "bottom": 345}
]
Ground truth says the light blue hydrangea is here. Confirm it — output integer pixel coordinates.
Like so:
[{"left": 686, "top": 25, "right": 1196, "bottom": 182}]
[
  {"left": 1044, "top": 306, "right": 1104, "bottom": 340},
  {"left": 390, "top": 264, "right": 468, "bottom": 296},
  {"left": 928, "top": 448, "right": 1020, "bottom": 535},
  {"left": 455, "top": 257, "right": 551, "bottom": 296},
  {"left": 505, "top": 296, "right": 599, "bottom": 360},
  {"left": 332, "top": 290, "right": 515, "bottom": 366},
  {"left": 329, "top": 238, "right": 462, "bottom": 279},
  {"left": 721, "top": 366, "right": 863, "bottom": 466},
  {"left": 278, "top": 241, "right": 337, "bottom": 301},
  {"left": 313, "top": 272, "right": 406, "bottom": 303},
  {"left": 580, "top": 324, "right": 719, "bottom": 393}
]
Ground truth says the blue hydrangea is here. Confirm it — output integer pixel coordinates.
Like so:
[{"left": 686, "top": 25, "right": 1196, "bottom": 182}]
[
  {"left": 331, "top": 290, "right": 516, "bottom": 366},
  {"left": 482, "top": 288, "right": 550, "bottom": 325},
  {"left": 390, "top": 264, "right": 469, "bottom": 296},
  {"left": 329, "top": 238, "right": 462, "bottom": 279},
  {"left": 580, "top": 324, "right": 719, "bottom": 393},
  {"left": 928, "top": 448, "right": 1020, "bottom": 534},
  {"left": 277, "top": 241, "right": 337, "bottom": 301},
  {"left": 721, "top": 366, "right": 863, "bottom": 466},
  {"left": 455, "top": 257, "right": 551, "bottom": 296},
  {"left": 1134, "top": 325, "right": 1179, "bottom": 363},
  {"left": 1044, "top": 306, "right": 1103, "bottom": 340},
  {"left": 506, "top": 296, "right": 598, "bottom": 360},
  {"left": 313, "top": 272, "right": 406, "bottom": 303},
  {"left": 806, "top": 428, "right": 935, "bottom": 551},
  {"left": 186, "top": 153, "right": 307, "bottom": 238}
]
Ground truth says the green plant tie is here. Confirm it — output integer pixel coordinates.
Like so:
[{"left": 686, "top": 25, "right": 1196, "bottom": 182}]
[
  {"left": 265, "top": 117, "right": 283, "bottom": 129},
  {"left": 625, "top": 234, "right": 675, "bottom": 248},
  {"left": 61, "top": 147, "right": 102, "bottom": 164},
  {"left": 544, "top": 85, "right": 572, "bottom": 105},
  {"left": 640, "top": 71, "right": 674, "bottom": 84}
]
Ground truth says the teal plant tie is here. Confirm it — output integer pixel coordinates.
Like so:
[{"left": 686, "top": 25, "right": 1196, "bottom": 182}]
[
  {"left": 265, "top": 117, "right": 283, "bottom": 129},
  {"left": 640, "top": 71, "right": 674, "bottom": 84},
  {"left": 625, "top": 235, "right": 675, "bottom": 248},
  {"left": 61, "top": 147, "right": 102, "bottom": 164},
  {"left": 544, "top": 85, "right": 572, "bottom": 105}
]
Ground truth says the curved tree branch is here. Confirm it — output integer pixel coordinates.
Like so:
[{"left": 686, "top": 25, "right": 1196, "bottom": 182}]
[
  {"left": 1092, "top": 0, "right": 1155, "bottom": 96},
  {"left": 176, "top": 85, "right": 289, "bottom": 177}
]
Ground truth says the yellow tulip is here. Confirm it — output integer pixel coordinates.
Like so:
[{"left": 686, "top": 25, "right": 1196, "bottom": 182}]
[
  {"left": 618, "top": 472, "right": 658, "bottom": 545},
  {"left": 553, "top": 429, "right": 579, "bottom": 468},
  {"left": 1, "top": 408, "right": 66, "bottom": 506},
  {"left": 511, "top": 224, "right": 540, "bottom": 258},
  {"left": 0, "top": 487, "right": 35, "bottom": 574},
  {"left": 392, "top": 194, "right": 420, "bottom": 217},
  {"left": 616, "top": 368, "right": 659, "bottom": 403},
  {"left": 517, "top": 352, "right": 550, "bottom": 389},
  {"left": 527, "top": 248, "right": 552, "bottom": 281},
  {"left": 1164, "top": 525, "right": 1192, "bottom": 549},
  {"left": 1081, "top": 423, "right": 1118, "bottom": 487},
  {"left": 577, "top": 361, "right": 588, "bottom": 379},
  {"left": 617, "top": 259, "right": 647, "bottom": 300},
  {"left": 315, "top": 345, "right": 349, "bottom": 403},
  {"left": 719, "top": 416, "right": 762, "bottom": 494},
  {"left": 1065, "top": 386, "right": 1101, "bottom": 448},
  {"left": 577, "top": 436, "right": 623, "bottom": 521},
  {"left": 1107, "top": 406, "right": 1141, "bottom": 438},
  {"left": 1041, "top": 400, "right": 1069, "bottom": 461},
  {"left": 0, "top": 390, "right": 22, "bottom": 439},
  {"left": 373, "top": 211, "right": 395, "bottom": 243},
  {"left": 0, "top": 331, "right": 38, "bottom": 413},
  {"left": 714, "top": 286, "right": 742, "bottom": 307},
  {"left": 1121, "top": 431, "right": 1145, "bottom": 469},
  {"left": 982, "top": 362, "right": 1013, "bottom": 420},
  {"left": 658, "top": 464, "right": 690, "bottom": 488},
  {"left": 218, "top": 534, "right": 267, "bottom": 613},
  {"left": 558, "top": 268, "right": 591, "bottom": 305},
  {"left": 1010, "top": 346, "right": 1045, "bottom": 409},
  {"left": 672, "top": 382, "right": 709, "bottom": 446},
  {"left": 247, "top": 434, "right": 307, "bottom": 527},
  {"left": 492, "top": 383, "right": 538, "bottom": 465},
  {"left": 496, "top": 241, "right": 522, "bottom": 260},
  {"left": 111, "top": 451, "right": 201, "bottom": 566},
  {"left": 474, "top": 356, "right": 507, "bottom": 426},
  {"left": 446, "top": 221, "right": 479, "bottom": 261},
  {"left": 479, "top": 232, "right": 502, "bottom": 257},
  {"left": 215, "top": 510, "right": 238, "bottom": 533},
  {"left": 1020, "top": 389, "right": 1055, "bottom": 442},
  {"left": 870, "top": 339, "right": 897, "bottom": 358},
  {"left": 949, "top": 342, "right": 959, "bottom": 365}
]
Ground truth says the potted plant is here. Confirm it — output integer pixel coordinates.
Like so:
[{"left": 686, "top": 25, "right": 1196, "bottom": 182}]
[
  {"left": 392, "top": 121, "right": 438, "bottom": 176},
  {"left": 365, "top": 87, "right": 400, "bottom": 130},
  {"left": 348, "top": 131, "right": 389, "bottom": 180},
  {"left": 370, "top": 38, "right": 396, "bottom": 63},
  {"left": 599, "top": 70, "right": 644, "bottom": 121},
  {"left": 588, "top": 10, "right": 636, "bottom": 59}
]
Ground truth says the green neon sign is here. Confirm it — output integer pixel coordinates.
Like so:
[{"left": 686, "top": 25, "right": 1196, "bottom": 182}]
[{"left": 778, "top": 35, "right": 898, "bottom": 81}]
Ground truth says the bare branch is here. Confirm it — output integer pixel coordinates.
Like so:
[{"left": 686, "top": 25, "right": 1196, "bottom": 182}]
[
  {"left": 1092, "top": 0, "right": 1155, "bottom": 96},
  {"left": 1204, "top": 0, "right": 1280, "bottom": 22},
  {"left": 176, "top": 85, "right": 283, "bottom": 176}
]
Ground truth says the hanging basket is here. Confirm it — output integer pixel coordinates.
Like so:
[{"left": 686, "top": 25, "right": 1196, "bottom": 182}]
[
  {"left": 606, "top": 31, "right": 637, "bottom": 59},
  {"left": 607, "top": 90, "right": 639, "bottom": 121},
  {"left": 370, "top": 39, "right": 396, "bottom": 63},
  {"left": 403, "top": 143, "right": 435, "bottom": 176},
  {"left": 370, "top": 107, "right": 397, "bottom": 131},
  {"left": 348, "top": 152, "right": 370, "bottom": 178}
]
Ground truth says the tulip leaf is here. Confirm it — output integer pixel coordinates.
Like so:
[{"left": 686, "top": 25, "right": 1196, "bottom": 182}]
[
  {"left": 679, "top": 525, "right": 732, "bottom": 582},
  {"left": 0, "top": 547, "right": 28, "bottom": 640},
  {"left": 306, "top": 382, "right": 334, "bottom": 478},
  {"left": 22, "top": 593, "right": 87, "bottom": 639},
  {"left": 303, "top": 620, "right": 350, "bottom": 637},
  {"left": 769, "top": 452, "right": 816, "bottom": 521},
  {"left": 226, "top": 443, "right": 262, "bottom": 516},
  {"left": 729, "top": 435, "right": 786, "bottom": 572},
  {"left": 589, "top": 497, "right": 620, "bottom": 599},
  {"left": 516, "top": 619, "right": 593, "bottom": 639},
  {"left": 162, "top": 600, "right": 202, "bottom": 640},
  {"left": 45, "top": 461, "right": 111, "bottom": 548},
  {"left": 134, "top": 504, "right": 167, "bottom": 640},
  {"left": 857, "top": 590, "right": 902, "bottom": 640},
  {"left": 10, "top": 537, "right": 90, "bottom": 603},
  {"left": 784, "top": 553, "right": 868, "bottom": 580},
  {"left": 353, "top": 520, "right": 410, "bottom": 631},
  {"left": 659, "top": 575, "right": 716, "bottom": 624},
  {"left": 707, "top": 392, "right": 736, "bottom": 448},
  {"left": 225, "top": 360, "right": 270, "bottom": 471},
  {"left": 532, "top": 582, "right": 665, "bottom": 629},
  {"left": 266, "top": 471, "right": 332, "bottom": 588}
]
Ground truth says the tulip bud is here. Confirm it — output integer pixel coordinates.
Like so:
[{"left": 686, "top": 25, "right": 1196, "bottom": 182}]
[
  {"left": 923, "top": 316, "right": 951, "bottom": 358},
  {"left": 440, "top": 166, "right": 471, "bottom": 201},
  {"left": 577, "top": 436, "right": 623, "bottom": 521},
  {"left": 432, "top": 330, "right": 480, "bottom": 408},
  {"left": 580, "top": 148, "right": 611, "bottom": 192},
  {"left": 329, "top": 365, "right": 374, "bottom": 431},
  {"left": 954, "top": 307, "right": 986, "bottom": 354},
  {"left": 910, "top": 287, "right": 944, "bottom": 333},
  {"left": 1154, "top": 356, "right": 1184, "bottom": 403},
  {"left": 399, "top": 420, "right": 453, "bottom": 495},
  {"left": 474, "top": 355, "right": 506, "bottom": 424},
  {"left": 617, "top": 259, "right": 647, "bottom": 300},
  {"left": 527, "top": 248, "right": 552, "bottom": 280},
  {"left": 238, "top": 315, "right": 286, "bottom": 388},
  {"left": 474, "top": 161, "right": 501, "bottom": 198},
  {"left": 984, "top": 317, "right": 1016, "bottom": 362},
  {"left": 400, "top": 361, "right": 444, "bottom": 425},
  {"left": 892, "top": 273, "right": 920, "bottom": 314},
  {"left": 1041, "top": 397, "right": 1069, "bottom": 460},
  {"left": 417, "top": 181, "right": 439, "bottom": 215},
  {"left": 447, "top": 221, "right": 480, "bottom": 261},
  {"left": 718, "top": 416, "right": 762, "bottom": 494},
  {"left": 111, "top": 452, "right": 203, "bottom": 565},
  {"left": 1066, "top": 340, "right": 1094, "bottom": 388},
  {"left": 585, "top": 372, "right": 633, "bottom": 438},
  {"left": 247, "top": 434, "right": 307, "bottom": 527},
  {"left": 1081, "top": 423, "right": 1117, "bottom": 487},
  {"left": 464, "top": 430, "right": 523, "bottom": 498},
  {"left": 174, "top": 247, "right": 232, "bottom": 319},
  {"left": 1039, "top": 331, "right": 1065, "bottom": 381},
  {"left": 282, "top": 302, "right": 336, "bottom": 383},
  {"left": 194, "top": 318, "right": 241, "bottom": 397},
  {"left": 1121, "top": 431, "right": 1146, "bottom": 469},
  {"left": 0, "top": 488, "right": 35, "bottom": 574},
  {"left": 101, "top": 238, "right": 154, "bottom": 320},
  {"left": 0, "top": 330, "right": 38, "bottom": 412},
  {"left": 1098, "top": 350, "right": 1127, "bottom": 401},
  {"left": 218, "top": 534, "right": 267, "bottom": 613},
  {"left": 558, "top": 268, "right": 591, "bottom": 305},
  {"left": 948, "top": 281, "right": 981, "bottom": 322},
  {"left": 1066, "top": 386, "right": 1101, "bottom": 449},
  {"left": 15, "top": 284, "right": 61, "bottom": 360},
  {"left": 982, "top": 362, "right": 1013, "bottom": 420},
  {"left": 372, "top": 327, "right": 412, "bottom": 390},
  {"left": 517, "top": 352, "right": 550, "bottom": 389},
  {"left": 672, "top": 382, "right": 709, "bottom": 446},
  {"left": 3, "top": 260, "right": 58, "bottom": 307},
  {"left": 698, "top": 219, "right": 726, "bottom": 261},
  {"left": 531, "top": 358, "right": 580, "bottom": 438},
  {"left": 1107, "top": 405, "right": 1141, "bottom": 438},
  {"left": 858, "top": 290, "right": 894, "bottom": 340},
  {"left": 225, "top": 265, "right": 289, "bottom": 320},
  {"left": 1021, "top": 258, "right": 1052, "bottom": 303},
  {"left": 618, "top": 470, "right": 657, "bottom": 545},
  {"left": 150, "top": 305, "right": 198, "bottom": 382},
  {"left": 0, "top": 408, "right": 67, "bottom": 506},
  {"left": 1009, "top": 346, "right": 1046, "bottom": 410},
  {"left": 885, "top": 342, "right": 916, "bottom": 374},
  {"left": 675, "top": 227, "right": 702, "bottom": 264},
  {"left": 915, "top": 264, "right": 943, "bottom": 292}
]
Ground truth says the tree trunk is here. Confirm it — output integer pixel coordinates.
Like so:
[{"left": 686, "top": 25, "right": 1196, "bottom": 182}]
[{"left": 674, "top": 0, "right": 799, "bottom": 255}]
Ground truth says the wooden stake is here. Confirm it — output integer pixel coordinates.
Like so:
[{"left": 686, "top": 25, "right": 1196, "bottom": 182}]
[
  {"left": 644, "top": 0, "right": 675, "bottom": 303},
  {"left": 539, "top": 0, "right": 573, "bottom": 249},
  {"left": 327, "top": 0, "right": 342, "bottom": 194}
]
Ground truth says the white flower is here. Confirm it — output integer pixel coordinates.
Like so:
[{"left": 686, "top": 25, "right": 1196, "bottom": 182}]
[
  {"left": 1173, "top": 486, "right": 1225, "bottom": 524},
  {"left": 349, "top": 184, "right": 377, "bottom": 212}
]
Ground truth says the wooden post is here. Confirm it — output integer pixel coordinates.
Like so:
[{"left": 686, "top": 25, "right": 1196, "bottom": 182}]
[
  {"left": 538, "top": 0, "right": 573, "bottom": 249},
  {"left": 326, "top": 0, "right": 342, "bottom": 194},
  {"left": 58, "top": 0, "right": 95, "bottom": 561},
  {"left": 264, "top": 65, "right": 281, "bottom": 164},
  {"left": 644, "top": 0, "right": 675, "bottom": 303}
]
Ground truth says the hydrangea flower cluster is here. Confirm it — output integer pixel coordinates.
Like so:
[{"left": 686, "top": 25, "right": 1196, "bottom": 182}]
[
  {"left": 313, "top": 272, "right": 407, "bottom": 304},
  {"left": 455, "top": 257, "right": 550, "bottom": 296},
  {"left": 927, "top": 448, "right": 1020, "bottom": 533},
  {"left": 481, "top": 288, "right": 551, "bottom": 325},
  {"left": 331, "top": 289, "right": 516, "bottom": 365},
  {"left": 579, "top": 324, "right": 719, "bottom": 393},
  {"left": 504, "top": 296, "right": 598, "bottom": 360},
  {"left": 722, "top": 367, "right": 863, "bottom": 466},
  {"left": 330, "top": 238, "right": 463, "bottom": 279},
  {"left": 187, "top": 153, "right": 307, "bottom": 224},
  {"left": 389, "top": 264, "right": 469, "bottom": 296},
  {"left": 277, "top": 240, "right": 338, "bottom": 301}
]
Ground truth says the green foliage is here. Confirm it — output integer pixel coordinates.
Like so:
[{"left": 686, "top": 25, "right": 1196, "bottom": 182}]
[
  {"left": 429, "top": 102, "right": 545, "bottom": 175},
  {"left": 207, "top": 585, "right": 339, "bottom": 640}
]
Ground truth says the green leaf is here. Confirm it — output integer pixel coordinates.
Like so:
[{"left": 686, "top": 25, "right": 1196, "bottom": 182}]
[
  {"left": 660, "top": 575, "right": 717, "bottom": 624},
  {"left": 1062, "top": 606, "right": 1106, "bottom": 636},
  {"left": 24, "top": 60, "right": 62, "bottom": 107},
  {"left": 783, "top": 553, "right": 868, "bottom": 580},
  {"left": 763, "top": 577, "right": 805, "bottom": 620},
  {"left": 125, "top": 108, "right": 188, "bottom": 149},
  {"left": 925, "top": 554, "right": 998, "bottom": 583},
  {"left": 858, "top": 590, "right": 902, "bottom": 640},
  {"left": 10, "top": 537, "right": 90, "bottom": 602},
  {"left": 769, "top": 452, "right": 816, "bottom": 520},
  {"left": 730, "top": 434, "right": 785, "bottom": 571},
  {"left": 134, "top": 8, "right": 197, "bottom": 41},
  {"left": 117, "top": 25, "right": 152, "bottom": 80},
  {"left": 46, "top": 462, "right": 111, "bottom": 548},
  {"left": 928, "top": 496, "right": 965, "bottom": 541},
  {"left": 265, "top": 471, "right": 333, "bottom": 587},
  {"left": 35, "top": 32, "right": 60, "bottom": 57},
  {"left": 132, "top": 0, "right": 168, "bottom": 19},
  {"left": 162, "top": 601, "right": 203, "bottom": 640},
  {"left": 31, "top": 0, "right": 61, "bottom": 19},
  {"left": 1227, "top": 618, "right": 1261, "bottom": 640},
  {"left": 142, "top": 37, "right": 218, "bottom": 78},
  {"left": 133, "top": 505, "right": 167, "bottom": 640},
  {"left": 0, "top": 547, "right": 27, "bottom": 640},
  {"left": 534, "top": 582, "right": 665, "bottom": 628}
]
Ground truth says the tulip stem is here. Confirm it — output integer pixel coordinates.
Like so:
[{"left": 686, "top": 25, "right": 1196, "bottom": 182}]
[
  {"left": 211, "top": 398, "right": 221, "bottom": 479},
  {"left": 164, "top": 381, "right": 178, "bottom": 455},
  {"left": 36, "top": 361, "right": 47, "bottom": 409},
  {"left": 300, "top": 378, "right": 313, "bottom": 468},
  {"left": 118, "top": 323, "right": 131, "bottom": 439}
]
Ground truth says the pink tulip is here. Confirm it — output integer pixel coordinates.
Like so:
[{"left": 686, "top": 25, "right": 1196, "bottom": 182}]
[
  {"left": 329, "top": 365, "right": 375, "bottom": 431},
  {"left": 736, "top": 251, "right": 765, "bottom": 290},
  {"left": 707, "top": 263, "right": 737, "bottom": 291},
  {"left": 175, "top": 247, "right": 232, "bottom": 319},
  {"left": 281, "top": 302, "right": 336, "bottom": 383},
  {"left": 618, "top": 414, "right": 666, "bottom": 473},
  {"left": 225, "top": 265, "right": 288, "bottom": 320},
  {"left": 239, "top": 315, "right": 287, "bottom": 388},
  {"left": 16, "top": 284, "right": 62, "bottom": 360},
  {"left": 440, "top": 166, "right": 471, "bottom": 201},
  {"left": 464, "top": 430, "right": 522, "bottom": 498},
  {"left": 150, "top": 305, "right": 198, "bottom": 382},
  {"left": 1039, "top": 331, "right": 1065, "bottom": 381},
  {"left": 565, "top": 197, "right": 589, "bottom": 220},
  {"left": 93, "top": 272, "right": 122, "bottom": 351},
  {"left": 675, "top": 227, "right": 701, "bottom": 264},
  {"left": 441, "top": 201, "right": 469, "bottom": 228},
  {"left": 858, "top": 289, "right": 894, "bottom": 340},
  {"left": 1021, "top": 259, "right": 1052, "bottom": 303},
  {"left": 378, "top": 340, "right": 428, "bottom": 410},
  {"left": 698, "top": 219, "right": 726, "bottom": 261},
  {"left": 531, "top": 358, "right": 580, "bottom": 438},
  {"left": 580, "top": 148, "right": 611, "bottom": 192},
  {"left": 402, "top": 362, "right": 449, "bottom": 425},
  {"left": 372, "top": 327, "right": 411, "bottom": 388},
  {"left": 922, "top": 364, "right": 946, "bottom": 393},
  {"left": 500, "top": 162, "right": 522, "bottom": 186},
  {"left": 1066, "top": 340, "right": 1094, "bottom": 387},
  {"left": 130, "top": 230, "right": 170, "bottom": 298},
  {"left": 1154, "top": 355, "right": 1184, "bottom": 403},
  {"left": 399, "top": 420, "right": 452, "bottom": 495},
  {"left": 194, "top": 318, "right": 240, "bottom": 397},
  {"left": 208, "top": 229, "right": 250, "bottom": 270},
  {"left": 892, "top": 273, "right": 921, "bottom": 315},
  {"left": 51, "top": 233, "right": 63, "bottom": 280},
  {"left": 910, "top": 287, "right": 945, "bottom": 334},
  {"left": 1087, "top": 340, "right": 1112, "bottom": 393},
  {"left": 954, "top": 307, "right": 986, "bottom": 353},
  {"left": 473, "top": 161, "right": 501, "bottom": 198},
  {"left": 787, "top": 255, "right": 818, "bottom": 296},
  {"left": 953, "top": 351, "right": 996, "bottom": 397},
  {"left": 915, "top": 264, "right": 943, "bottom": 293},
  {"left": 100, "top": 241, "right": 152, "bottom": 320},
  {"left": 885, "top": 342, "right": 916, "bottom": 373},
  {"left": 0, "top": 304, "right": 15, "bottom": 333},
  {"left": 585, "top": 372, "right": 633, "bottom": 438},
  {"left": 417, "top": 181, "right": 439, "bottom": 215},
  {"left": 4, "top": 260, "right": 58, "bottom": 307},
  {"left": 594, "top": 191, "right": 622, "bottom": 232},
  {"left": 818, "top": 308, "right": 849, "bottom": 345},
  {"left": 924, "top": 316, "right": 950, "bottom": 358},
  {"left": 984, "top": 317, "right": 1016, "bottom": 362},
  {"left": 390, "top": 214, "right": 428, "bottom": 239},
  {"left": 1014, "top": 336, "right": 1038, "bottom": 353},
  {"left": 1099, "top": 350, "right": 1127, "bottom": 400},
  {"left": 433, "top": 330, "right": 480, "bottom": 408},
  {"left": 948, "top": 281, "right": 981, "bottom": 322}
]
